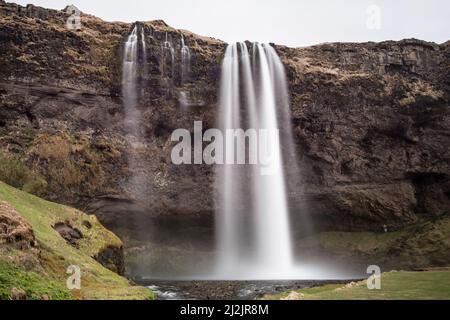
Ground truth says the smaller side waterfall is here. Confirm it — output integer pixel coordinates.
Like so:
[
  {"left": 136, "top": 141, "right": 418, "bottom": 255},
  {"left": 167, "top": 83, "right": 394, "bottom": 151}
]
[
  {"left": 178, "top": 91, "right": 190, "bottom": 110},
  {"left": 122, "top": 24, "right": 148, "bottom": 200},
  {"left": 141, "top": 26, "right": 147, "bottom": 64},
  {"left": 181, "top": 35, "right": 191, "bottom": 84},
  {"left": 122, "top": 26, "right": 139, "bottom": 133},
  {"left": 179, "top": 35, "right": 192, "bottom": 110},
  {"left": 162, "top": 32, "right": 175, "bottom": 79},
  {"left": 122, "top": 24, "right": 147, "bottom": 111}
]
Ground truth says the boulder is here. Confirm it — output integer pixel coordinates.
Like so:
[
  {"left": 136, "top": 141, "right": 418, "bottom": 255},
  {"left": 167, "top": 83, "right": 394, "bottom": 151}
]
[
  {"left": 281, "top": 291, "right": 304, "bottom": 300},
  {"left": 10, "top": 287, "right": 27, "bottom": 300}
]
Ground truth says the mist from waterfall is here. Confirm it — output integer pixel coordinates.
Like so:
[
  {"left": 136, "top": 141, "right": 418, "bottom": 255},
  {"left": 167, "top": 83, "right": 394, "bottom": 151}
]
[{"left": 215, "top": 42, "right": 295, "bottom": 279}]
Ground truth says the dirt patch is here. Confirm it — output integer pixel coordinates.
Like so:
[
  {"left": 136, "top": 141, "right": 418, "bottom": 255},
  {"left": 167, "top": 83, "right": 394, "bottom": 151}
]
[
  {"left": 53, "top": 221, "right": 83, "bottom": 248},
  {"left": 0, "top": 201, "right": 36, "bottom": 249}
]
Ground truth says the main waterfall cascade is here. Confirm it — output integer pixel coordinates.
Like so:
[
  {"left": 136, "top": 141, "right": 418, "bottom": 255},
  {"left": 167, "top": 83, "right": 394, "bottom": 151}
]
[
  {"left": 215, "top": 42, "right": 296, "bottom": 279},
  {"left": 213, "top": 43, "right": 354, "bottom": 281},
  {"left": 162, "top": 32, "right": 175, "bottom": 81}
]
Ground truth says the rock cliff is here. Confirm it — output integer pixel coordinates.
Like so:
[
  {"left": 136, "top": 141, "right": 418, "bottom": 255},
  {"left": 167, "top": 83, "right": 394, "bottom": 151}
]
[{"left": 0, "top": 1, "right": 448, "bottom": 243}]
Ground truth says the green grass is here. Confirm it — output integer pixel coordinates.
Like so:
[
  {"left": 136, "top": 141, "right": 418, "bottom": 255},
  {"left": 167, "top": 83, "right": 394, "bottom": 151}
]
[
  {"left": 262, "top": 270, "right": 450, "bottom": 300},
  {"left": 0, "top": 152, "right": 47, "bottom": 196},
  {"left": 297, "top": 217, "right": 450, "bottom": 270},
  {"left": 0, "top": 260, "right": 72, "bottom": 300},
  {"left": 0, "top": 181, "right": 155, "bottom": 300}
]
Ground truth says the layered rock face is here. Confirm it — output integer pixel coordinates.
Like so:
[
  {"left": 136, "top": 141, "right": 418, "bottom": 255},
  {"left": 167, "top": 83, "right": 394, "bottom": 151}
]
[
  {"left": 0, "top": 2, "right": 224, "bottom": 232},
  {"left": 0, "top": 1, "right": 449, "bottom": 244},
  {"left": 278, "top": 41, "right": 450, "bottom": 231}
]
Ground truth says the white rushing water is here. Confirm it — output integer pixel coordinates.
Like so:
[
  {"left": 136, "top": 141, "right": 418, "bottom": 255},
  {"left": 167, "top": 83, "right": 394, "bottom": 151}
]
[
  {"left": 122, "top": 23, "right": 147, "bottom": 134},
  {"left": 178, "top": 35, "right": 192, "bottom": 110},
  {"left": 215, "top": 42, "right": 296, "bottom": 279},
  {"left": 122, "top": 26, "right": 139, "bottom": 133},
  {"left": 122, "top": 24, "right": 149, "bottom": 199},
  {"left": 162, "top": 32, "right": 175, "bottom": 79},
  {"left": 180, "top": 35, "right": 191, "bottom": 84},
  {"left": 141, "top": 26, "right": 147, "bottom": 66}
]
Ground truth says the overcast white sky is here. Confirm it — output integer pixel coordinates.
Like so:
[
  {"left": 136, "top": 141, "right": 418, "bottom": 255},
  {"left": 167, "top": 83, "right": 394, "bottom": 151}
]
[{"left": 12, "top": 0, "right": 450, "bottom": 46}]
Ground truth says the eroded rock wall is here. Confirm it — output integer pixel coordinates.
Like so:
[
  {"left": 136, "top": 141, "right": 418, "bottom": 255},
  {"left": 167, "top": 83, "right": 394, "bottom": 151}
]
[
  {"left": 278, "top": 40, "right": 450, "bottom": 230},
  {"left": 0, "top": 2, "right": 449, "bottom": 236}
]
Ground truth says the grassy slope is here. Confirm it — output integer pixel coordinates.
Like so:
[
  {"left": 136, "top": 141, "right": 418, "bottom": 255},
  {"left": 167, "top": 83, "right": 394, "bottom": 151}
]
[
  {"left": 262, "top": 270, "right": 450, "bottom": 300},
  {"left": 0, "top": 181, "right": 154, "bottom": 300},
  {"left": 280, "top": 217, "right": 450, "bottom": 300}
]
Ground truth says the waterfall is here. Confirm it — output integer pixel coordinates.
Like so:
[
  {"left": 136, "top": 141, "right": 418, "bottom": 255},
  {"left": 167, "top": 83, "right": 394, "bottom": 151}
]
[
  {"left": 141, "top": 26, "right": 147, "bottom": 65},
  {"left": 122, "top": 24, "right": 148, "bottom": 134},
  {"left": 181, "top": 35, "right": 191, "bottom": 84},
  {"left": 178, "top": 91, "right": 190, "bottom": 109},
  {"left": 215, "top": 42, "right": 295, "bottom": 279},
  {"left": 162, "top": 32, "right": 175, "bottom": 79},
  {"left": 122, "top": 26, "right": 139, "bottom": 133},
  {"left": 178, "top": 35, "right": 192, "bottom": 110},
  {"left": 122, "top": 24, "right": 148, "bottom": 199}
]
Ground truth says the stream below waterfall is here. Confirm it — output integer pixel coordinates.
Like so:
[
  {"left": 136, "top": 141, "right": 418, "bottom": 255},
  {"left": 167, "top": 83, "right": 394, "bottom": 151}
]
[{"left": 138, "top": 280, "right": 359, "bottom": 300}]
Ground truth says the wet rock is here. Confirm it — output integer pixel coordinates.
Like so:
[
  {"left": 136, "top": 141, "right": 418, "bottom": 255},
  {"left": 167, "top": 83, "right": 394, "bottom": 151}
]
[{"left": 94, "top": 245, "right": 125, "bottom": 276}]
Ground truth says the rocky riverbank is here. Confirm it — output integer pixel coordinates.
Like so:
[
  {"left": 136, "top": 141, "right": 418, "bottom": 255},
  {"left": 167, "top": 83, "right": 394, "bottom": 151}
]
[{"left": 142, "top": 280, "right": 355, "bottom": 300}]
